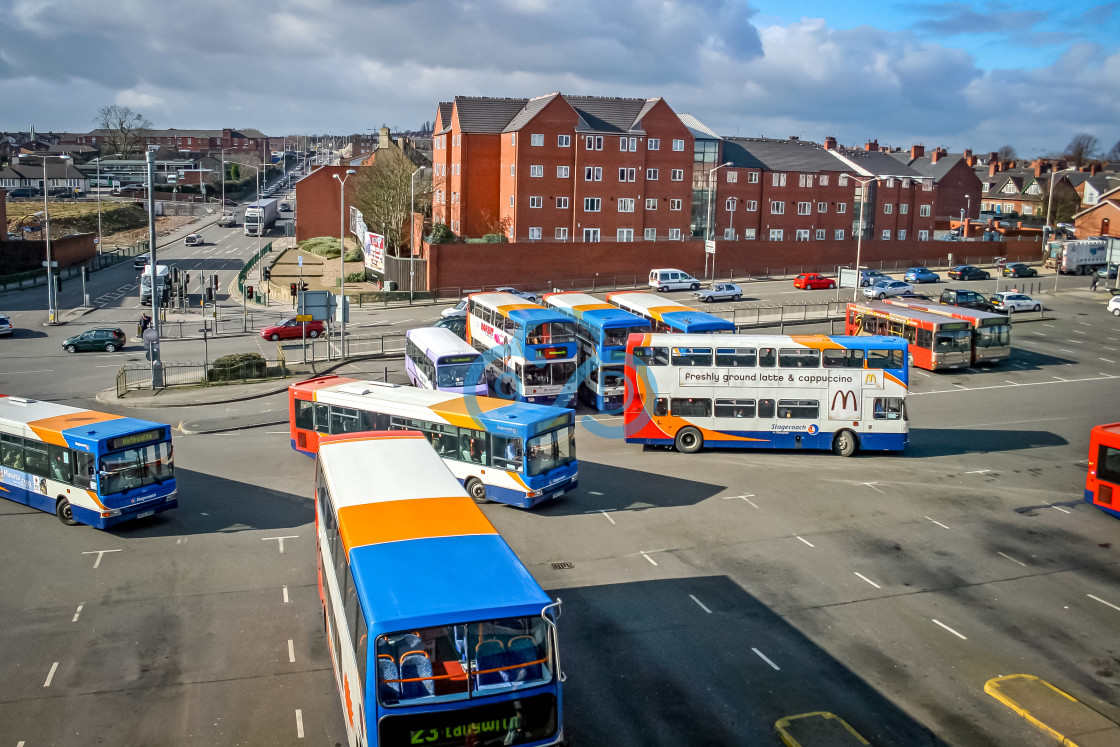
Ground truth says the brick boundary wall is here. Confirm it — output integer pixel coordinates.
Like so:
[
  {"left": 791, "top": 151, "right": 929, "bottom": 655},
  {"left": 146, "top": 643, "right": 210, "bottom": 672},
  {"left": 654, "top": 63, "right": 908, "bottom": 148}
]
[{"left": 0, "top": 233, "right": 97, "bottom": 274}]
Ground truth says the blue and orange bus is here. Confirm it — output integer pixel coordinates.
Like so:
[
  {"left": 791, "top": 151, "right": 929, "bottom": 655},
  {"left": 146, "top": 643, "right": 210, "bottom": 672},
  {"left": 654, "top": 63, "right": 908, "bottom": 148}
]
[
  {"left": 1086, "top": 423, "right": 1120, "bottom": 519},
  {"left": 606, "top": 291, "right": 736, "bottom": 334},
  {"left": 541, "top": 291, "right": 650, "bottom": 411},
  {"left": 405, "top": 327, "right": 488, "bottom": 396},
  {"left": 315, "top": 430, "right": 565, "bottom": 747},
  {"left": 0, "top": 395, "right": 176, "bottom": 527}
]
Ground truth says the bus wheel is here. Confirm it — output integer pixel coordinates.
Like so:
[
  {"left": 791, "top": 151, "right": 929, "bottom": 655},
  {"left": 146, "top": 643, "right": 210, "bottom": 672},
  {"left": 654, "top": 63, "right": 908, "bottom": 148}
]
[
  {"left": 55, "top": 498, "right": 79, "bottom": 526},
  {"left": 832, "top": 429, "right": 859, "bottom": 457},
  {"left": 466, "top": 478, "right": 490, "bottom": 504},
  {"left": 675, "top": 427, "right": 703, "bottom": 454}
]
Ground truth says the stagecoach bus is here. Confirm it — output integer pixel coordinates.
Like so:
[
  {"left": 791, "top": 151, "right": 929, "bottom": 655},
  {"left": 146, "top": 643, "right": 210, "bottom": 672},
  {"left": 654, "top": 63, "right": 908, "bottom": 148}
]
[
  {"left": 845, "top": 301, "right": 971, "bottom": 371},
  {"left": 541, "top": 292, "right": 650, "bottom": 411},
  {"left": 606, "top": 291, "right": 736, "bottom": 334},
  {"left": 405, "top": 327, "right": 488, "bottom": 395},
  {"left": 883, "top": 297, "right": 1011, "bottom": 365},
  {"left": 0, "top": 395, "right": 176, "bottom": 527},
  {"left": 315, "top": 430, "right": 565, "bottom": 747},
  {"left": 1086, "top": 423, "right": 1120, "bottom": 519},
  {"left": 624, "top": 333, "right": 909, "bottom": 456}
]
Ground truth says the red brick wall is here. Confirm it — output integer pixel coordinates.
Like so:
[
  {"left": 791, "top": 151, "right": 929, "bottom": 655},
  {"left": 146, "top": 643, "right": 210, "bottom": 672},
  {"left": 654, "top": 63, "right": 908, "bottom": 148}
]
[
  {"left": 294, "top": 166, "right": 353, "bottom": 242},
  {"left": 0, "top": 233, "right": 96, "bottom": 273},
  {"left": 932, "top": 159, "right": 982, "bottom": 219},
  {"left": 0, "top": 188, "right": 7, "bottom": 236},
  {"left": 1075, "top": 202, "right": 1118, "bottom": 237}
]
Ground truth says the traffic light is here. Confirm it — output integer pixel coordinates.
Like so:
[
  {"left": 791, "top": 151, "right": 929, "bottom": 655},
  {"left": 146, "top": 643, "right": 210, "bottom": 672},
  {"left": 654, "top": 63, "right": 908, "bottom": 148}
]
[
  {"left": 211, "top": 274, "right": 219, "bottom": 290},
  {"left": 53, "top": 275, "right": 62, "bottom": 293},
  {"left": 205, "top": 287, "right": 214, "bottom": 303},
  {"left": 263, "top": 267, "right": 271, "bottom": 281},
  {"left": 246, "top": 286, "right": 254, "bottom": 300},
  {"left": 290, "top": 283, "right": 297, "bottom": 297},
  {"left": 81, "top": 266, "right": 90, "bottom": 282}
]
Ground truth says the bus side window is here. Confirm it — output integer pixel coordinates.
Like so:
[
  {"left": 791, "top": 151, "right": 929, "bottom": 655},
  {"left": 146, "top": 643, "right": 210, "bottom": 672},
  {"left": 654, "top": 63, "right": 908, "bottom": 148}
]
[
  {"left": 48, "top": 444, "right": 72, "bottom": 483},
  {"left": 758, "top": 399, "right": 776, "bottom": 418},
  {"left": 873, "top": 398, "right": 904, "bottom": 420},
  {"left": 295, "top": 399, "right": 315, "bottom": 430},
  {"left": 653, "top": 398, "right": 669, "bottom": 417},
  {"left": 313, "top": 403, "right": 331, "bottom": 433},
  {"left": 759, "top": 348, "right": 776, "bottom": 367},
  {"left": 0, "top": 434, "right": 24, "bottom": 470},
  {"left": 634, "top": 346, "right": 669, "bottom": 366},
  {"left": 670, "top": 398, "right": 711, "bottom": 417},
  {"left": 73, "top": 450, "right": 96, "bottom": 490},
  {"left": 916, "top": 329, "right": 933, "bottom": 349},
  {"left": 867, "top": 350, "right": 892, "bottom": 369}
]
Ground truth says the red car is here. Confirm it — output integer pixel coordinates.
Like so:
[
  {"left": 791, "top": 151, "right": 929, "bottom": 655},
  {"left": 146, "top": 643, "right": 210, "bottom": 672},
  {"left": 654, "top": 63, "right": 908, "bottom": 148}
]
[
  {"left": 260, "top": 318, "right": 324, "bottom": 340},
  {"left": 794, "top": 273, "right": 836, "bottom": 290}
]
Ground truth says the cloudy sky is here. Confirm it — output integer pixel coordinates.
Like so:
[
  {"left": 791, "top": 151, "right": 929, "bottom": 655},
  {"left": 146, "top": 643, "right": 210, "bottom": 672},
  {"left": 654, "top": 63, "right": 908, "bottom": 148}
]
[{"left": 2, "top": 0, "right": 1117, "bottom": 157}]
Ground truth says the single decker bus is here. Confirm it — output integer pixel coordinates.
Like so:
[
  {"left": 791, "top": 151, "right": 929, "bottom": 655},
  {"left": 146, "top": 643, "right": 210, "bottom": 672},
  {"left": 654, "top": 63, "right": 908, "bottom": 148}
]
[
  {"left": 0, "top": 395, "right": 176, "bottom": 527},
  {"left": 315, "top": 430, "right": 565, "bottom": 747},
  {"left": 845, "top": 301, "right": 971, "bottom": 371},
  {"left": 466, "top": 292, "right": 578, "bottom": 407},
  {"left": 1086, "top": 423, "right": 1120, "bottom": 519},
  {"left": 882, "top": 297, "right": 1011, "bottom": 366},
  {"left": 541, "top": 291, "right": 650, "bottom": 411},
  {"left": 290, "top": 375, "right": 578, "bottom": 508},
  {"left": 624, "top": 333, "right": 909, "bottom": 456},
  {"left": 606, "top": 291, "right": 736, "bottom": 334},
  {"left": 405, "top": 327, "right": 488, "bottom": 396}
]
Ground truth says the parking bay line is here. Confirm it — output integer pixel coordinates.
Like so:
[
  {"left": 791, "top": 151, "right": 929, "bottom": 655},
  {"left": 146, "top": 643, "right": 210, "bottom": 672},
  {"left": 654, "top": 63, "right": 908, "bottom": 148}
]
[
  {"left": 752, "top": 648, "right": 781, "bottom": 671},
  {"left": 1087, "top": 594, "right": 1120, "bottom": 612},
  {"left": 932, "top": 619, "right": 968, "bottom": 640},
  {"left": 854, "top": 572, "right": 881, "bottom": 589}
]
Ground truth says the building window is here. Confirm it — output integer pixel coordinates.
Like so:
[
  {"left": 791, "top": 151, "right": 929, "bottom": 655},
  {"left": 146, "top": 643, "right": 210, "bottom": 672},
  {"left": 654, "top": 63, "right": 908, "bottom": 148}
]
[
  {"left": 817, "top": 201, "right": 827, "bottom": 213},
  {"left": 819, "top": 175, "right": 829, "bottom": 186},
  {"left": 881, "top": 229, "right": 891, "bottom": 240},
  {"left": 556, "top": 227, "right": 569, "bottom": 239},
  {"left": 795, "top": 229, "right": 810, "bottom": 241},
  {"left": 797, "top": 202, "right": 811, "bottom": 215},
  {"left": 530, "top": 165, "right": 543, "bottom": 177},
  {"left": 618, "top": 198, "right": 635, "bottom": 212},
  {"left": 726, "top": 172, "right": 737, "bottom": 183},
  {"left": 668, "top": 228, "right": 681, "bottom": 239},
  {"left": 617, "top": 228, "right": 634, "bottom": 241},
  {"left": 772, "top": 173, "right": 787, "bottom": 187},
  {"left": 1003, "top": 202, "right": 1013, "bottom": 212},
  {"left": 769, "top": 229, "right": 784, "bottom": 241},
  {"left": 748, "top": 172, "right": 759, "bottom": 184},
  {"left": 511, "top": 165, "right": 515, "bottom": 177},
  {"left": 816, "top": 229, "right": 826, "bottom": 240},
  {"left": 529, "top": 196, "right": 543, "bottom": 208},
  {"left": 583, "top": 228, "right": 600, "bottom": 242},
  {"left": 531, "top": 134, "right": 544, "bottom": 147},
  {"left": 884, "top": 203, "right": 893, "bottom": 214},
  {"left": 899, "top": 203, "right": 909, "bottom": 215},
  {"left": 799, "top": 174, "right": 813, "bottom": 187},
  {"left": 558, "top": 135, "right": 571, "bottom": 147},
  {"left": 884, "top": 178, "right": 894, "bottom": 188},
  {"left": 669, "top": 199, "right": 682, "bottom": 211},
  {"left": 585, "top": 135, "right": 603, "bottom": 151},
  {"left": 620, "top": 137, "right": 637, "bottom": 151},
  {"left": 672, "top": 139, "right": 685, "bottom": 151},
  {"left": 619, "top": 168, "right": 636, "bottom": 182},
  {"left": 726, "top": 198, "right": 736, "bottom": 211},
  {"left": 510, "top": 195, "right": 514, "bottom": 207},
  {"left": 648, "top": 138, "right": 660, "bottom": 150},
  {"left": 647, "top": 168, "right": 658, "bottom": 180},
  {"left": 918, "top": 230, "right": 929, "bottom": 240},
  {"left": 671, "top": 169, "right": 684, "bottom": 181},
  {"left": 723, "top": 228, "right": 736, "bottom": 239},
  {"left": 898, "top": 229, "right": 907, "bottom": 240},
  {"left": 644, "top": 228, "right": 656, "bottom": 240},
  {"left": 584, "top": 198, "right": 601, "bottom": 212},
  {"left": 744, "top": 228, "right": 756, "bottom": 240},
  {"left": 834, "top": 229, "right": 845, "bottom": 240},
  {"left": 922, "top": 180, "right": 933, "bottom": 191},
  {"left": 771, "top": 201, "right": 785, "bottom": 215},
  {"left": 528, "top": 227, "right": 542, "bottom": 239},
  {"left": 1023, "top": 205, "right": 1033, "bottom": 215},
  {"left": 584, "top": 166, "right": 602, "bottom": 181},
  {"left": 557, "top": 165, "right": 569, "bottom": 178},
  {"left": 556, "top": 196, "right": 569, "bottom": 209},
  {"left": 645, "top": 198, "right": 657, "bottom": 210},
  {"left": 920, "top": 204, "right": 932, "bottom": 217},
  {"left": 839, "top": 174, "right": 848, "bottom": 187},
  {"left": 836, "top": 202, "right": 847, "bottom": 214},
  {"left": 745, "top": 200, "right": 758, "bottom": 212},
  {"left": 510, "top": 134, "right": 516, "bottom": 145}
]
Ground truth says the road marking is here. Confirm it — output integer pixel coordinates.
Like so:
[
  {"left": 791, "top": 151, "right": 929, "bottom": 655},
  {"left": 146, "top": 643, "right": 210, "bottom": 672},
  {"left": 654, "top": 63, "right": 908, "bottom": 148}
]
[
  {"left": 1050, "top": 504, "right": 1071, "bottom": 514},
  {"left": 1052, "top": 376, "right": 1067, "bottom": 381},
  {"left": 925, "top": 516, "right": 950, "bottom": 529},
  {"left": 1005, "top": 380, "right": 1019, "bottom": 385},
  {"left": 72, "top": 604, "right": 84, "bottom": 622},
  {"left": 1100, "top": 358, "right": 1115, "bottom": 363},
  {"left": 6, "top": 369, "right": 53, "bottom": 375},
  {"left": 752, "top": 648, "right": 781, "bottom": 670},
  {"left": 43, "top": 661, "right": 59, "bottom": 687},
  {"left": 1070, "top": 340, "right": 1084, "bottom": 344},
  {"left": 1104, "top": 347, "right": 1117, "bottom": 352},
  {"left": 1073, "top": 329, "right": 1086, "bottom": 334},
  {"left": 263, "top": 535, "right": 298, "bottom": 553},
  {"left": 998, "top": 552, "right": 1026, "bottom": 567},
  {"left": 640, "top": 552, "right": 658, "bottom": 566},
  {"left": 288, "top": 639, "right": 296, "bottom": 663},
  {"left": 912, "top": 369, "right": 930, "bottom": 377},
  {"left": 795, "top": 535, "right": 814, "bottom": 548},
  {"left": 854, "top": 572, "right": 881, "bottom": 589},
  {"left": 588, "top": 490, "right": 603, "bottom": 495},
  {"left": 910, "top": 372, "right": 1117, "bottom": 396},
  {"left": 295, "top": 709, "right": 304, "bottom": 739},
  {"left": 1088, "top": 594, "right": 1120, "bottom": 612},
  {"left": 724, "top": 494, "right": 759, "bottom": 507},
  {"left": 1042, "top": 324, "right": 1054, "bottom": 327},
  {"left": 283, "top": 586, "right": 289, "bottom": 603},
  {"left": 1058, "top": 349, "right": 1074, "bottom": 353},
  {"left": 932, "top": 619, "right": 967, "bottom": 640},
  {"left": 857, "top": 482, "right": 884, "bottom": 494},
  {"left": 689, "top": 594, "right": 712, "bottom": 614},
  {"left": 600, "top": 510, "right": 616, "bottom": 525},
  {"left": 82, "top": 548, "right": 121, "bottom": 568}
]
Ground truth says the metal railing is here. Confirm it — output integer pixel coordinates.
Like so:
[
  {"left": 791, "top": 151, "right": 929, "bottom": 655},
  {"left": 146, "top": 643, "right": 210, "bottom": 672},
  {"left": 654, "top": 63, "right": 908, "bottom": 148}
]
[{"left": 115, "top": 357, "right": 292, "bottom": 396}]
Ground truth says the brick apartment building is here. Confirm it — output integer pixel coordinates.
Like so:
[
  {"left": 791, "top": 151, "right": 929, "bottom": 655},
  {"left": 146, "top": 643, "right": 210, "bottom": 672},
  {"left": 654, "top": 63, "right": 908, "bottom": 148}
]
[{"left": 73, "top": 128, "right": 278, "bottom": 161}]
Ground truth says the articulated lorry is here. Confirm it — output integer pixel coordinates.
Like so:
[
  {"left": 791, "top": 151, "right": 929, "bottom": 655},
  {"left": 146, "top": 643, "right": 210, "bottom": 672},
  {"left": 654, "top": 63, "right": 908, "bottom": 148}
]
[
  {"left": 243, "top": 198, "right": 279, "bottom": 237},
  {"left": 1044, "top": 238, "right": 1108, "bottom": 274}
]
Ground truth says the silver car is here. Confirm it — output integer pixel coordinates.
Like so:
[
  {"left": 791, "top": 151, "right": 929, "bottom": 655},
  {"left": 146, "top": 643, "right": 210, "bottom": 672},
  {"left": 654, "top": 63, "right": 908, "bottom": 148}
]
[
  {"left": 862, "top": 279, "right": 914, "bottom": 299},
  {"left": 990, "top": 292, "right": 1041, "bottom": 313},
  {"left": 693, "top": 282, "right": 742, "bottom": 302}
]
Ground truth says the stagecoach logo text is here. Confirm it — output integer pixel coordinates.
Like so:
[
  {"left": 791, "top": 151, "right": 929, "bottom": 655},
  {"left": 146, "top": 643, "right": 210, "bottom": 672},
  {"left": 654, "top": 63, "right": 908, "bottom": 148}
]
[{"left": 679, "top": 369, "right": 859, "bottom": 387}]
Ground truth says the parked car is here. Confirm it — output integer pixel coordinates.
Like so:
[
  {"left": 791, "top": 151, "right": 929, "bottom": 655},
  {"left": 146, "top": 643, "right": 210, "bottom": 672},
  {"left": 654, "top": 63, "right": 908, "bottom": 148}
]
[
  {"left": 6, "top": 188, "right": 39, "bottom": 198},
  {"left": 1109, "top": 295, "right": 1120, "bottom": 317},
  {"left": 793, "top": 273, "right": 836, "bottom": 290},
  {"left": 6, "top": 232, "right": 21, "bottom": 240},
  {"left": 990, "top": 291, "right": 1042, "bottom": 313},
  {"left": 494, "top": 287, "right": 539, "bottom": 303},
  {"left": 117, "top": 184, "right": 146, "bottom": 194},
  {"left": 858, "top": 270, "right": 891, "bottom": 287},
  {"left": 0, "top": 314, "right": 13, "bottom": 336},
  {"left": 650, "top": 268, "right": 701, "bottom": 292},
  {"left": 432, "top": 315, "right": 466, "bottom": 339},
  {"left": 259, "top": 318, "right": 324, "bottom": 341},
  {"left": 222, "top": 198, "right": 238, "bottom": 207},
  {"left": 947, "top": 265, "right": 990, "bottom": 281},
  {"left": 863, "top": 279, "right": 914, "bottom": 299},
  {"left": 940, "top": 288, "right": 999, "bottom": 313},
  {"left": 62, "top": 327, "right": 126, "bottom": 353},
  {"left": 1002, "top": 262, "right": 1037, "bottom": 278},
  {"left": 904, "top": 267, "right": 940, "bottom": 284},
  {"left": 184, "top": 233, "right": 204, "bottom": 246},
  {"left": 441, "top": 299, "right": 468, "bottom": 318},
  {"left": 1096, "top": 264, "right": 1118, "bottom": 280},
  {"left": 133, "top": 253, "right": 150, "bottom": 270},
  {"left": 694, "top": 282, "right": 743, "bottom": 302}
]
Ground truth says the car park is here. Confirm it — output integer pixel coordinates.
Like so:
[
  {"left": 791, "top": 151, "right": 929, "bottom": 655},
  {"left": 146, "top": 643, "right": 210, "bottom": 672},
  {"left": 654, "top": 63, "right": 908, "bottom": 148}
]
[
  {"left": 858, "top": 269, "right": 891, "bottom": 287},
  {"left": 133, "top": 253, "right": 150, "bottom": 270},
  {"left": 441, "top": 299, "right": 468, "bottom": 318},
  {"left": 260, "top": 318, "right": 324, "bottom": 341},
  {"left": 0, "top": 314, "right": 13, "bottom": 336},
  {"left": 948, "top": 265, "right": 990, "bottom": 281},
  {"left": 184, "top": 233, "right": 204, "bottom": 246},
  {"left": 649, "top": 268, "right": 701, "bottom": 292},
  {"left": 494, "top": 287, "right": 539, "bottom": 303},
  {"left": 793, "top": 273, "right": 835, "bottom": 290},
  {"left": 1002, "top": 262, "right": 1037, "bottom": 278},
  {"left": 694, "top": 282, "right": 743, "bottom": 302},
  {"left": 863, "top": 279, "right": 914, "bottom": 299},
  {"left": 990, "top": 291, "right": 1042, "bottom": 313},
  {"left": 62, "top": 328, "right": 126, "bottom": 353},
  {"left": 904, "top": 267, "right": 940, "bottom": 284},
  {"left": 940, "top": 288, "right": 999, "bottom": 313},
  {"left": 432, "top": 315, "right": 466, "bottom": 339}
]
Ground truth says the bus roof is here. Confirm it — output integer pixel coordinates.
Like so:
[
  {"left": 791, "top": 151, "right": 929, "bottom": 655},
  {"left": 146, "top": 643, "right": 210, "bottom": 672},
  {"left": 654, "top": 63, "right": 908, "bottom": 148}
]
[
  {"left": 291, "top": 376, "right": 572, "bottom": 433},
  {"left": 849, "top": 301, "right": 974, "bottom": 328},
  {"left": 542, "top": 291, "right": 650, "bottom": 331},
  {"left": 319, "top": 431, "right": 550, "bottom": 631},
  {"left": 632, "top": 332, "right": 908, "bottom": 350},
  {"left": 405, "top": 326, "right": 480, "bottom": 359},
  {"left": 882, "top": 298, "right": 1010, "bottom": 324},
  {"left": 0, "top": 395, "right": 168, "bottom": 449},
  {"left": 469, "top": 292, "right": 571, "bottom": 326},
  {"left": 606, "top": 291, "right": 735, "bottom": 332}
]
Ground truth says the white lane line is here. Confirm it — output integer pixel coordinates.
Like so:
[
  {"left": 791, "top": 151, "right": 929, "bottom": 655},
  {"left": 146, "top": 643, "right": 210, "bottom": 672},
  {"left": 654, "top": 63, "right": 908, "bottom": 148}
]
[
  {"left": 1005, "top": 380, "right": 1019, "bottom": 385},
  {"left": 82, "top": 548, "right": 121, "bottom": 568},
  {"left": 600, "top": 510, "right": 616, "bottom": 525},
  {"left": 998, "top": 551, "right": 1026, "bottom": 567},
  {"left": 283, "top": 586, "right": 290, "bottom": 603},
  {"left": 1050, "top": 504, "right": 1071, "bottom": 514},
  {"left": 288, "top": 639, "right": 296, "bottom": 663},
  {"left": 1100, "top": 358, "right": 1116, "bottom": 364},
  {"left": 1088, "top": 594, "right": 1120, "bottom": 612},
  {"left": 1058, "top": 349, "right": 1075, "bottom": 353},
  {"left": 72, "top": 603, "right": 84, "bottom": 622},
  {"left": 795, "top": 535, "right": 815, "bottom": 548},
  {"left": 6, "top": 369, "right": 54, "bottom": 375},
  {"left": 925, "top": 516, "right": 950, "bottom": 529},
  {"left": 910, "top": 372, "right": 1117, "bottom": 396},
  {"left": 263, "top": 535, "right": 298, "bottom": 553},
  {"left": 1104, "top": 347, "right": 1117, "bottom": 352},
  {"left": 912, "top": 369, "right": 930, "bottom": 377},
  {"left": 689, "top": 594, "right": 712, "bottom": 614},
  {"left": 640, "top": 552, "right": 659, "bottom": 566},
  {"left": 854, "top": 572, "right": 881, "bottom": 589},
  {"left": 43, "top": 661, "right": 59, "bottom": 687},
  {"left": 588, "top": 490, "right": 604, "bottom": 495},
  {"left": 1042, "top": 324, "right": 1055, "bottom": 327},
  {"left": 295, "top": 709, "right": 305, "bottom": 739},
  {"left": 1071, "top": 340, "right": 1084, "bottom": 344},
  {"left": 1053, "top": 376, "right": 1067, "bottom": 381},
  {"left": 1073, "top": 329, "right": 1086, "bottom": 334},
  {"left": 752, "top": 647, "right": 781, "bottom": 671},
  {"left": 858, "top": 482, "right": 884, "bottom": 494},
  {"left": 932, "top": 619, "right": 968, "bottom": 640},
  {"left": 723, "top": 494, "right": 759, "bottom": 507}
]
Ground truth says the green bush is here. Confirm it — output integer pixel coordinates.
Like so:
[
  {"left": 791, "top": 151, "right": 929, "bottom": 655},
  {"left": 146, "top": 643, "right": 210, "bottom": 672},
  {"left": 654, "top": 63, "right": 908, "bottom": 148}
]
[
  {"left": 300, "top": 236, "right": 341, "bottom": 259},
  {"left": 428, "top": 223, "right": 458, "bottom": 244},
  {"left": 342, "top": 271, "right": 367, "bottom": 284},
  {"left": 208, "top": 352, "right": 267, "bottom": 382},
  {"left": 481, "top": 233, "right": 508, "bottom": 243},
  {"left": 344, "top": 248, "right": 364, "bottom": 262}
]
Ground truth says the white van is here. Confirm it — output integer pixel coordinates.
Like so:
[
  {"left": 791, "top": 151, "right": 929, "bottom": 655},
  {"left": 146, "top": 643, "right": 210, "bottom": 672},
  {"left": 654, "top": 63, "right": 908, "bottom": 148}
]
[{"left": 649, "top": 268, "right": 701, "bottom": 292}]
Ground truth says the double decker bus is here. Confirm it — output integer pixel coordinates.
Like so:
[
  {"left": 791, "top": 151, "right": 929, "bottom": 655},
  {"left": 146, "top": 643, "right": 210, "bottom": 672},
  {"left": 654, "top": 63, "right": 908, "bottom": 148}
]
[
  {"left": 606, "top": 291, "right": 736, "bottom": 334},
  {"left": 884, "top": 298, "right": 1011, "bottom": 365},
  {"left": 540, "top": 291, "right": 650, "bottom": 411},
  {"left": 405, "top": 327, "right": 488, "bottom": 395},
  {"left": 315, "top": 430, "right": 564, "bottom": 747},
  {"left": 0, "top": 395, "right": 176, "bottom": 527},
  {"left": 290, "top": 375, "right": 577, "bottom": 508},
  {"left": 466, "top": 292, "right": 578, "bottom": 407},
  {"left": 845, "top": 301, "right": 971, "bottom": 371},
  {"left": 1086, "top": 423, "right": 1120, "bottom": 519},
  {"left": 624, "top": 333, "right": 908, "bottom": 456}
]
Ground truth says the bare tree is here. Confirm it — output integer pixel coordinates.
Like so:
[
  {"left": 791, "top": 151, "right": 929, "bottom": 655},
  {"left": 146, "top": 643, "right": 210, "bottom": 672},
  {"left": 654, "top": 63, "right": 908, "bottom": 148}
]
[
  {"left": 93, "top": 105, "right": 152, "bottom": 158},
  {"left": 1064, "top": 133, "right": 1100, "bottom": 168},
  {"left": 997, "top": 145, "right": 1017, "bottom": 161},
  {"left": 352, "top": 149, "right": 431, "bottom": 254},
  {"left": 1106, "top": 140, "right": 1120, "bottom": 163}
]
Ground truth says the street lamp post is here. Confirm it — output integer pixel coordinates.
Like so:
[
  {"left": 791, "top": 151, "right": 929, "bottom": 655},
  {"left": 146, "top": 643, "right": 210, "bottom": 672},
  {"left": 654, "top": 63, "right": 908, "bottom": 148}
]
[
  {"left": 849, "top": 175, "right": 882, "bottom": 301},
  {"left": 145, "top": 147, "right": 163, "bottom": 387},
  {"left": 25, "top": 153, "right": 71, "bottom": 323},
  {"left": 410, "top": 166, "right": 423, "bottom": 303},
  {"left": 704, "top": 161, "right": 732, "bottom": 280},
  {"left": 334, "top": 169, "right": 357, "bottom": 357},
  {"left": 92, "top": 154, "right": 121, "bottom": 254},
  {"left": 1044, "top": 166, "right": 1076, "bottom": 291},
  {"left": 220, "top": 147, "right": 232, "bottom": 208}
]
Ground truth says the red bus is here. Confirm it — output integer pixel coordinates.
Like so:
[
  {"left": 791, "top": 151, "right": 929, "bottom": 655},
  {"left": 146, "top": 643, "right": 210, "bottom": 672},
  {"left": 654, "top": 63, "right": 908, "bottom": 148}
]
[
  {"left": 1086, "top": 423, "right": 1120, "bottom": 519},
  {"left": 845, "top": 301, "right": 971, "bottom": 371},
  {"left": 883, "top": 298, "right": 1011, "bottom": 365}
]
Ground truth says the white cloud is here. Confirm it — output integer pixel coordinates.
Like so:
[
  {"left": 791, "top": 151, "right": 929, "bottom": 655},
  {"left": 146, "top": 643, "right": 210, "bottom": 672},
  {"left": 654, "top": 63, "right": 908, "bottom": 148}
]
[{"left": 116, "top": 89, "right": 165, "bottom": 111}]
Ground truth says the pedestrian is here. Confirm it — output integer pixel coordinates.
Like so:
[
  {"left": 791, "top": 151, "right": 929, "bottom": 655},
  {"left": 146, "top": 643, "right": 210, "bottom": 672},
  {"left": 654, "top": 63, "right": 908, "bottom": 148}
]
[
  {"left": 139, "top": 313, "right": 151, "bottom": 333},
  {"left": 1090, "top": 273, "right": 1099, "bottom": 292}
]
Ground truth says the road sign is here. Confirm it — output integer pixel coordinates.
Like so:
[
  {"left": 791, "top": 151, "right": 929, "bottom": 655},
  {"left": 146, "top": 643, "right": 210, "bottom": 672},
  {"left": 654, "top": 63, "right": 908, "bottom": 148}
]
[
  {"left": 295, "top": 314, "right": 312, "bottom": 322},
  {"left": 704, "top": 240, "right": 716, "bottom": 255},
  {"left": 41, "top": 261, "right": 58, "bottom": 268},
  {"left": 142, "top": 328, "right": 159, "bottom": 343},
  {"left": 297, "top": 256, "right": 303, "bottom": 268},
  {"left": 93, "top": 237, "right": 100, "bottom": 245}
]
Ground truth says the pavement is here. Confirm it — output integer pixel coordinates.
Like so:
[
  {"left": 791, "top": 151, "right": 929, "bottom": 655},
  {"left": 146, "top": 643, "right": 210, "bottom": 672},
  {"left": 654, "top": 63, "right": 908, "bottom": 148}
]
[{"left": 985, "top": 675, "right": 1120, "bottom": 747}]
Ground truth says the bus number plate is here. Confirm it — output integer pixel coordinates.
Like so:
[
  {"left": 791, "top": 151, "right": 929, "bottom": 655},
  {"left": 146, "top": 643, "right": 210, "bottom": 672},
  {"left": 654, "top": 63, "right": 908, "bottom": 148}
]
[{"left": 137, "top": 510, "right": 154, "bottom": 519}]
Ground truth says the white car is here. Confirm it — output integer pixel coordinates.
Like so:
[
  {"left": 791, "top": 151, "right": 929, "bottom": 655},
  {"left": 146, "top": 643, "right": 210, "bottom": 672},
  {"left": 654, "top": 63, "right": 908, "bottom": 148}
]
[
  {"left": 0, "top": 314, "right": 13, "bottom": 336},
  {"left": 441, "top": 299, "right": 467, "bottom": 318},
  {"left": 494, "top": 287, "right": 539, "bottom": 303},
  {"left": 184, "top": 233, "right": 204, "bottom": 246},
  {"left": 863, "top": 279, "right": 914, "bottom": 299},
  {"left": 990, "top": 291, "right": 1041, "bottom": 313},
  {"left": 1109, "top": 295, "right": 1120, "bottom": 317}
]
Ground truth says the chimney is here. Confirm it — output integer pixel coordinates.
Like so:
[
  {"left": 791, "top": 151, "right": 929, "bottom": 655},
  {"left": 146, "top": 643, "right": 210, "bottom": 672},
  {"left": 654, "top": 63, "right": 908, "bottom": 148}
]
[
  {"left": 989, "top": 162, "right": 999, "bottom": 177},
  {"left": 963, "top": 148, "right": 972, "bottom": 160},
  {"left": 931, "top": 148, "right": 946, "bottom": 164},
  {"left": 1032, "top": 159, "right": 1042, "bottom": 177},
  {"left": 864, "top": 139, "right": 878, "bottom": 152},
  {"left": 1091, "top": 163, "right": 1100, "bottom": 176},
  {"left": 910, "top": 144, "right": 925, "bottom": 159},
  {"left": 789, "top": 135, "right": 799, "bottom": 141},
  {"left": 824, "top": 136, "right": 837, "bottom": 150},
  {"left": 378, "top": 126, "right": 391, "bottom": 149},
  {"left": 987, "top": 152, "right": 998, "bottom": 163}
]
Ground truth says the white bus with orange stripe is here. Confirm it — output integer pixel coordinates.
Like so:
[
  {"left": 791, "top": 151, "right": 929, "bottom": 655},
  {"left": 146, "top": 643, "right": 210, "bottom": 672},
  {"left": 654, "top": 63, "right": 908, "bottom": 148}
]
[{"left": 315, "top": 430, "right": 564, "bottom": 747}]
